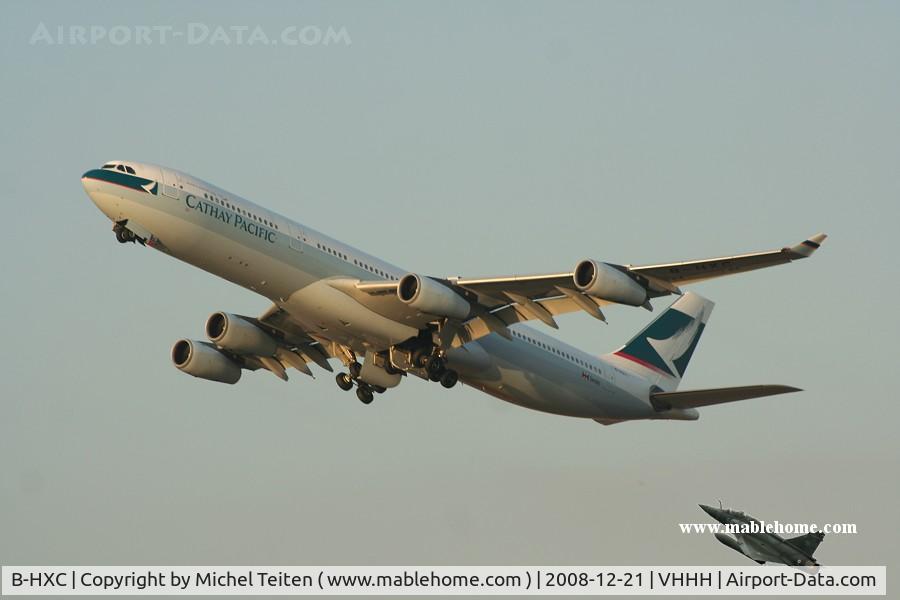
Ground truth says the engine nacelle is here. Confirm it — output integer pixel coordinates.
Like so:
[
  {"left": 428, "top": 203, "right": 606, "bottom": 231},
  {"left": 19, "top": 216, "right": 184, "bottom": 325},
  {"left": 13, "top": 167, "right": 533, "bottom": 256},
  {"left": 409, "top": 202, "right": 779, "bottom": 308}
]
[
  {"left": 573, "top": 260, "right": 647, "bottom": 306},
  {"left": 397, "top": 273, "right": 470, "bottom": 319},
  {"left": 171, "top": 339, "right": 242, "bottom": 384},
  {"left": 206, "top": 312, "right": 278, "bottom": 356}
]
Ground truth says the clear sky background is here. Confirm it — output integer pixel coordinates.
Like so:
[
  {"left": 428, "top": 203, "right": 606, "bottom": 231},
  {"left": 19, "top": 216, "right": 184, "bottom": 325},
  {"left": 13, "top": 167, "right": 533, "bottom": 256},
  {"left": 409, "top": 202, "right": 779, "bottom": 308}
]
[{"left": 2, "top": 0, "right": 899, "bottom": 583}]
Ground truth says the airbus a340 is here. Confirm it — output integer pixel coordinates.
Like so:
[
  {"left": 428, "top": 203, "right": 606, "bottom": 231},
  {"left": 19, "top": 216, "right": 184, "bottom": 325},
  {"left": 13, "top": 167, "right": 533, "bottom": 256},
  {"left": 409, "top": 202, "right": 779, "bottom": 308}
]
[{"left": 81, "top": 161, "right": 825, "bottom": 425}]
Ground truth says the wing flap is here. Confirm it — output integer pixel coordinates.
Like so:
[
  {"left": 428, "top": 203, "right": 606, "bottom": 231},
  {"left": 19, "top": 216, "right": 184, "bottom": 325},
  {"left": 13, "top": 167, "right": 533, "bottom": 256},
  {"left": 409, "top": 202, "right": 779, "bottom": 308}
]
[
  {"left": 256, "top": 305, "right": 334, "bottom": 372},
  {"left": 651, "top": 385, "right": 801, "bottom": 409}
]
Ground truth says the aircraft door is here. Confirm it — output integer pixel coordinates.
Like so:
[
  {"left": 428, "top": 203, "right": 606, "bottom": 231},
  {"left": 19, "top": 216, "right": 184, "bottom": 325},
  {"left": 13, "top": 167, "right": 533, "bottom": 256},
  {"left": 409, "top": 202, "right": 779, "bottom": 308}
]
[
  {"left": 161, "top": 169, "right": 180, "bottom": 199},
  {"left": 288, "top": 222, "right": 305, "bottom": 252}
]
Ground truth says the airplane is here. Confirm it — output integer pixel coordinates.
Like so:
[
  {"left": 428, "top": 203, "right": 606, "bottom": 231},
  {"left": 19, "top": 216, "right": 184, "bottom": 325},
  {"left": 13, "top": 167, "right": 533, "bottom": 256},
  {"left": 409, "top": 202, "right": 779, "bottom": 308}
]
[
  {"left": 699, "top": 503, "right": 825, "bottom": 567},
  {"left": 81, "top": 160, "right": 826, "bottom": 424}
]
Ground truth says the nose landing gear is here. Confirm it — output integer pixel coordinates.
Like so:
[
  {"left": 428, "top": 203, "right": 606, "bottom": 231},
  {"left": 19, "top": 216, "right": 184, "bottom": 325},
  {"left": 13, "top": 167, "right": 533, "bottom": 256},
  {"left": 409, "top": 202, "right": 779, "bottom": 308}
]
[{"left": 113, "top": 223, "right": 135, "bottom": 244}]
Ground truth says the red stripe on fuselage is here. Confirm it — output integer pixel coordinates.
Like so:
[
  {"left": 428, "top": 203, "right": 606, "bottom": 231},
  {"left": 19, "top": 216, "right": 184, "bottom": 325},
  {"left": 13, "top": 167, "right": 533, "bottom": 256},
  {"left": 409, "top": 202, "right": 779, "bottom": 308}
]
[{"left": 613, "top": 351, "right": 673, "bottom": 376}]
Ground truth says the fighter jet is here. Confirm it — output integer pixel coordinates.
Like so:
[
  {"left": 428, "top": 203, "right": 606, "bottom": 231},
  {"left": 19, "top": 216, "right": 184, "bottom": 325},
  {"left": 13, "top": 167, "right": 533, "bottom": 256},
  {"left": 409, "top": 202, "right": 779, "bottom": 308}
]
[{"left": 699, "top": 504, "right": 824, "bottom": 566}]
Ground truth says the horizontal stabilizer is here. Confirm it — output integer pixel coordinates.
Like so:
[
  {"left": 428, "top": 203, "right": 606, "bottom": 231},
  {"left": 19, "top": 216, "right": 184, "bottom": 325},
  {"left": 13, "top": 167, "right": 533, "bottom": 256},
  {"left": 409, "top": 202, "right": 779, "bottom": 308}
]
[{"left": 651, "top": 384, "right": 801, "bottom": 409}]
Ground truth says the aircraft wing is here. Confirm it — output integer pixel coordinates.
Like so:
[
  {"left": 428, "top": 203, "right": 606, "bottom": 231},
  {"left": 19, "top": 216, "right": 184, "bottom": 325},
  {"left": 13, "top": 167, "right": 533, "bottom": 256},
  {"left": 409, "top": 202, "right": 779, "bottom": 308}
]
[
  {"left": 786, "top": 532, "right": 825, "bottom": 557},
  {"left": 629, "top": 233, "right": 827, "bottom": 286},
  {"left": 449, "top": 232, "right": 826, "bottom": 306},
  {"left": 352, "top": 233, "right": 826, "bottom": 342},
  {"left": 733, "top": 536, "right": 779, "bottom": 564},
  {"left": 254, "top": 305, "right": 335, "bottom": 373}
]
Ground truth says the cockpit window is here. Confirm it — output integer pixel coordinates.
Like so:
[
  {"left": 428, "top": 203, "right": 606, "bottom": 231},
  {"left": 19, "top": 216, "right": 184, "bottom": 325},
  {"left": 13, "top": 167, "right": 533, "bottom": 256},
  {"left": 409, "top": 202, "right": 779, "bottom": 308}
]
[
  {"left": 124, "top": 166, "right": 135, "bottom": 174},
  {"left": 116, "top": 165, "right": 126, "bottom": 172},
  {"left": 102, "top": 163, "right": 117, "bottom": 169}
]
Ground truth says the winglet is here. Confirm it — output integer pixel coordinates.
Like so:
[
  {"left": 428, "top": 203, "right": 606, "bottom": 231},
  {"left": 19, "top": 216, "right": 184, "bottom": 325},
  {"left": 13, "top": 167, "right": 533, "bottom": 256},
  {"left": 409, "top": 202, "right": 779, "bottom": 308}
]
[{"left": 788, "top": 233, "right": 827, "bottom": 258}]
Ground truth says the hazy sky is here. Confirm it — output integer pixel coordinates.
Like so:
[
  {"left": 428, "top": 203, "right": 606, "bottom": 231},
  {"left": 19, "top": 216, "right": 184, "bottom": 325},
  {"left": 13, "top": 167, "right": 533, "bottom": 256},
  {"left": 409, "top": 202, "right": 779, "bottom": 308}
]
[{"left": 2, "top": 0, "right": 899, "bottom": 585}]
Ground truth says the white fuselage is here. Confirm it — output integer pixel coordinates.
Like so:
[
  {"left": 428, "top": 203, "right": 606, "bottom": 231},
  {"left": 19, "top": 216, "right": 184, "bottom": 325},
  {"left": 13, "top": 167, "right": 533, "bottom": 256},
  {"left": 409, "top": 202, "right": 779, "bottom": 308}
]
[{"left": 82, "top": 161, "right": 694, "bottom": 423}]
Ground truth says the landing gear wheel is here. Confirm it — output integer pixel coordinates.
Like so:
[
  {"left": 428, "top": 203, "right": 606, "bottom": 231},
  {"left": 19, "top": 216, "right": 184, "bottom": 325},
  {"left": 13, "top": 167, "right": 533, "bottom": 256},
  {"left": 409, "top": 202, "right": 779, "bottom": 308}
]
[
  {"left": 336, "top": 373, "right": 354, "bottom": 391},
  {"left": 425, "top": 356, "right": 446, "bottom": 380},
  {"left": 115, "top": 228, "right": 131, "bottom": 243},
  {"left": 349, "top": 361, "right": 362, "bottom": 379},
  {"left": 440, "top": 370, "right": 459, "bottom": 389},
  {"left": 356, "top": 385, "right": 374, "bottom": 404}
]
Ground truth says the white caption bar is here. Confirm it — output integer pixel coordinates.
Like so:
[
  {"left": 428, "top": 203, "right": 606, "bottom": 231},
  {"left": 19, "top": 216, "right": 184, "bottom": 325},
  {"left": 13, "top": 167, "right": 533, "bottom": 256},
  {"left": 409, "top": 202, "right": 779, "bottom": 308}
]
[{"left": 0, "top": 566, "right": 886, "bottom": 596}]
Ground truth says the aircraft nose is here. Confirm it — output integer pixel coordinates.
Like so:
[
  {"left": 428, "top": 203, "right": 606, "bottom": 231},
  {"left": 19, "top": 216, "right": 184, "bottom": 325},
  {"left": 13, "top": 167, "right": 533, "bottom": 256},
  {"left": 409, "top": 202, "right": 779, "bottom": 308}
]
[
  {"left": 81, "top": 169, "right": 95, "bottom": 192},
  {"left": 81, "top": 169, "right": 100, "bottom": 197},
  {"left": 81, "top": 169, "right": 118, "bottom": 221},
  {"left": 699, "top": 504, "right": 722, "bottom": 520}
]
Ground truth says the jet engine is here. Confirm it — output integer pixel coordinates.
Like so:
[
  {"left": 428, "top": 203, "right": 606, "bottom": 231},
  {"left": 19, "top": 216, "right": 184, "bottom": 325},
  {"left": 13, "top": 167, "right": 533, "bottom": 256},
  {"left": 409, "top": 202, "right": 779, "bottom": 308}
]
[
  {"left": 206, "top": 311, "right": 278, "bottom": 356},
  {"left": 171, "top": 339, "right": 242, "bottom": 384},
  {"left": 573, "top": 260, "right": 647, "bottom": 306},
  {"left": 397, "top": 273, "right": 470, "bottom": 319}
]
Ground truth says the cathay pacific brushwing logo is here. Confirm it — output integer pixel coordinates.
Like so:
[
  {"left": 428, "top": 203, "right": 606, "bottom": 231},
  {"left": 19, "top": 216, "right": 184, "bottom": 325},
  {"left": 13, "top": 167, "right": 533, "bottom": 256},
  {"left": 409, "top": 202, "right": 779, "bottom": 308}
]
[
  {"left": 647, "top": 306, "right": 709, "bottom": 377},
  {"left": 615, "top": 306, "right": 707, "bottom": 377},
  {"left": 141, "top": 181, "right": 158, "bottom": 195}
]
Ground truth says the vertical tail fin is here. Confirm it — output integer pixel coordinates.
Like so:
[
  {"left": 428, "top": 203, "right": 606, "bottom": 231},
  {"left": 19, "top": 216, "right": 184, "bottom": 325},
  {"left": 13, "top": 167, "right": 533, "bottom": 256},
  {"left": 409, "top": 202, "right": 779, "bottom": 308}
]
[{"left": 605, "top": 292, "right": 714, "bottom": 391}]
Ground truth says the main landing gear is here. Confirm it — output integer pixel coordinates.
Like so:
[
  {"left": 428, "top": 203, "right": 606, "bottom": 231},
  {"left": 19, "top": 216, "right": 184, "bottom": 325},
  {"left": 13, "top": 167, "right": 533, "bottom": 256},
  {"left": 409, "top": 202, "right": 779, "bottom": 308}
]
[
  {"left": 335, "top": 372, "right": 354, "bottom": 391},
  {"left": 439, "top": 369, "right": 459, "bottom": 389},
  {"left": 335, "top": 362, "right": 383, "bottom": 405},
  {"left": 356, "top": 385, "right": 374, "bottom": 405},
  {"left": 335, "top": 349, "right": 460, "bottom": 406},
  {"left": 421, "top": 354, "right": 459, "bottom": 389}
]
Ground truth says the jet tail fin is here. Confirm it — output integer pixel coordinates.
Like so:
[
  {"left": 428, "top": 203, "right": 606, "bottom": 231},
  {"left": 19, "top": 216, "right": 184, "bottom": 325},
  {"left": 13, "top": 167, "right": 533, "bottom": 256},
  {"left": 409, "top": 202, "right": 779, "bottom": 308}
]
[
  {"left": 605, "top": 292, "right": 713, "bottom": 391},
  {"left": 786, "top": 532, "right": 825, "bottom": 557},
  {"left": 650, "top": 385, "right": 801, "bottom": 410}
]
